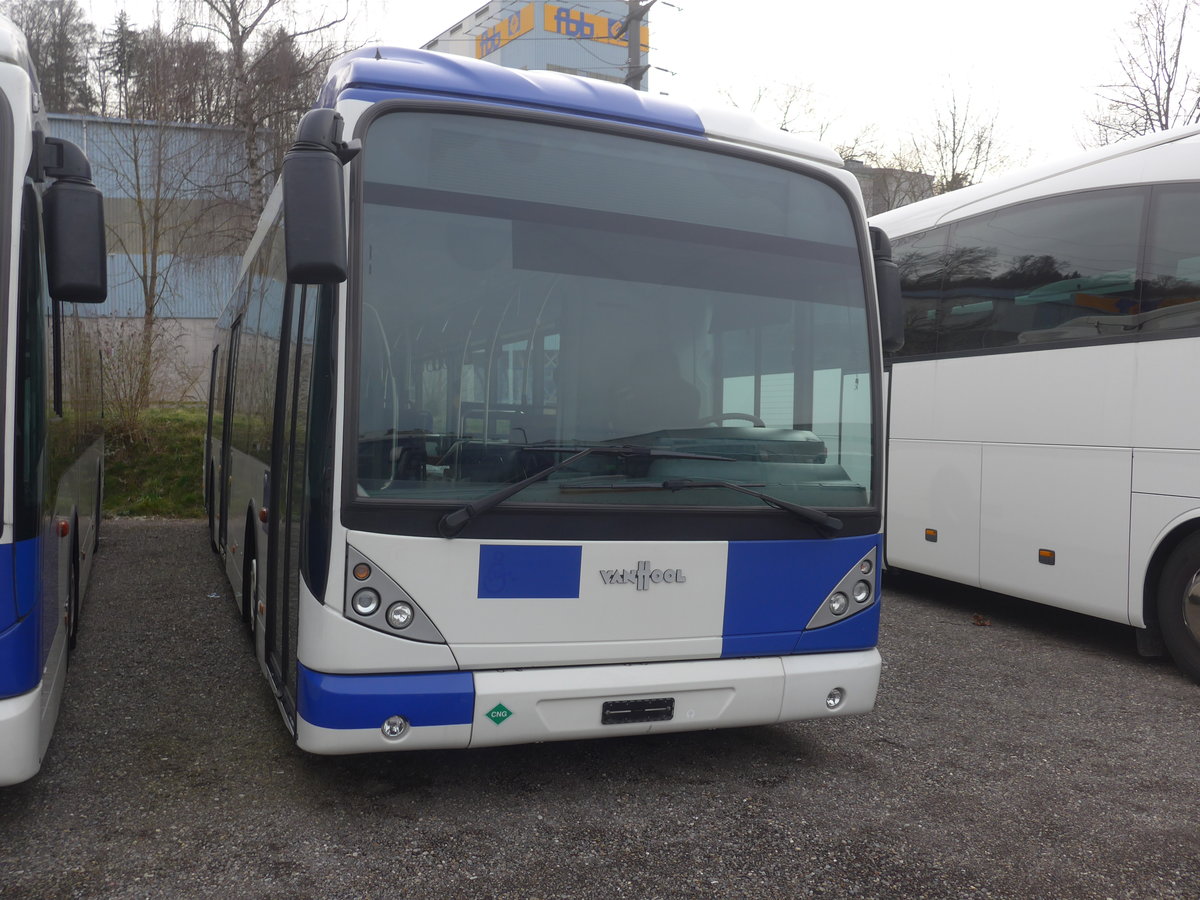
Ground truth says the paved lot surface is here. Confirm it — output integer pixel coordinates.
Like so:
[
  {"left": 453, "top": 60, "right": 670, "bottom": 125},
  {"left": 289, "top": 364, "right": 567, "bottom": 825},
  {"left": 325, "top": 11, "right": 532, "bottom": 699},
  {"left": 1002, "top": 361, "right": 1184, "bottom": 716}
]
[{"left": 1, "top": 518, "right": 1197, "bottom": 899}]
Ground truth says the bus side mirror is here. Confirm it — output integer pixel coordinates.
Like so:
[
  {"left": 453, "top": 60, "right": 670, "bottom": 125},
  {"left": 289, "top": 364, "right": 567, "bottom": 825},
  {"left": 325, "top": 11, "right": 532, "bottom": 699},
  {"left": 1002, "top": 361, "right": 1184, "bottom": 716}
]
[
  {"left": 283, "top": 109, "right": 360, "bottom": 284},
  {"left": 42, "top": 137, "right": 107, "bottom": 303},
  {"left": 870, "top": 226, "right": 904, "bottom": 353}
]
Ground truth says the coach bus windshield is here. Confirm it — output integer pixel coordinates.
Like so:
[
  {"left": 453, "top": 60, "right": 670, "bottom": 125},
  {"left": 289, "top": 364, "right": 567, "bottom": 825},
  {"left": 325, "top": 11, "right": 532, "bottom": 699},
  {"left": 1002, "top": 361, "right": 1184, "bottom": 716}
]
[{"left": 353, "top": 111, "right": 874, "bottom": 510}]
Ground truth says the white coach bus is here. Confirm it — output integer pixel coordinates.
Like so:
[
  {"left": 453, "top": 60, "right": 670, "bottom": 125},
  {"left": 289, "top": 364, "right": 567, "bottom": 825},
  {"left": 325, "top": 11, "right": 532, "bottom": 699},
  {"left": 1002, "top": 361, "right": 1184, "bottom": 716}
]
[
  {"left": 205, "top": 46, "right": 904, "bottom": 755},
  {"left": 874, "top": 124, "right": 1200, "bottom": 682},
  {"left": 0, "top": 14, "right": 108, "bottom": 785}
]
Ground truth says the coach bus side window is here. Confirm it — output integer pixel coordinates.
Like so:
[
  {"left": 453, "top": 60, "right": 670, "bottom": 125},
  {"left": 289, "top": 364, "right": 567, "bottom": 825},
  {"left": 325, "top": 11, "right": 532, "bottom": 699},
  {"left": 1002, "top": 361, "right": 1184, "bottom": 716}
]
[
  {"left": 887, "top": 227, "right": 948, "bottom": 359},
  {"left": 1140, "top": 184, "right": 1200, "bottom": 333},
  {"left": 944, "top": 188, "right": 1143, "bottom": 350}
]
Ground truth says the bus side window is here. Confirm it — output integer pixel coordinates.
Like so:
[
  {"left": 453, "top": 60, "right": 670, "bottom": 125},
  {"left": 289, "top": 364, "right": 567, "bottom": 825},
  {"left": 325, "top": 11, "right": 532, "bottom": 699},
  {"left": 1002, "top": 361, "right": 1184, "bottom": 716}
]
[
  {"left": 1141, "top": 184, "right": 1200, "bottom": 331},
  {"left": 887, "top": 227, "right": 948, "bottom": 360}
]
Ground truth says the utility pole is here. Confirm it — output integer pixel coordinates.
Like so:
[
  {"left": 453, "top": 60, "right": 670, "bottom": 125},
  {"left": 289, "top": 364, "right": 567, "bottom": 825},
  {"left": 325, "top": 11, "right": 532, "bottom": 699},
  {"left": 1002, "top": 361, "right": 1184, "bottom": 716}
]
[{"left": 619, "top": 0, "right": 656, "bottom": 90}]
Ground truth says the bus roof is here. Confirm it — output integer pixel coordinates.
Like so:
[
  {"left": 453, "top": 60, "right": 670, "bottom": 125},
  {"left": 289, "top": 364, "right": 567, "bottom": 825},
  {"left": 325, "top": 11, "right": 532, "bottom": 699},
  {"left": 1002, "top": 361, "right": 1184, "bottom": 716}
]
[
  {"left": 872, "top": 123, "right": 1200, "bottom": 236},
  {"left": 316, "top": 46, "right": 843, "bottom": 167}
]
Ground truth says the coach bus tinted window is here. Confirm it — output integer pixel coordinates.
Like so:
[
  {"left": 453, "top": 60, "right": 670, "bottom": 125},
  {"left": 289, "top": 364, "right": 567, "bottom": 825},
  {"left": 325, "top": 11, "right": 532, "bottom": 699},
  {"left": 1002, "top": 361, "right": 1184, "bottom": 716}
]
[
  {"left": 1141, "top": 184, "right": 1200, "bottom": 332},
  {"left": 355, "top": 112, "right": 874, "bottom": 509},
  {"left": 941, "top": 188, "right": 1143, "bottom": 350}
]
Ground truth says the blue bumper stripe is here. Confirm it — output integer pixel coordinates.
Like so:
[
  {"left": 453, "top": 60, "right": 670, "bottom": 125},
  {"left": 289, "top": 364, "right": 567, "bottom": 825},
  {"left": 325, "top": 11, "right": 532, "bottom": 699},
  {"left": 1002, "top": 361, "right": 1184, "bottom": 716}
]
[
  {"left": 296, "top": 665, "right": 475, "bottom": 730},
  {"left": 478, "top": 545, "right": 582, "bottom": 599}
]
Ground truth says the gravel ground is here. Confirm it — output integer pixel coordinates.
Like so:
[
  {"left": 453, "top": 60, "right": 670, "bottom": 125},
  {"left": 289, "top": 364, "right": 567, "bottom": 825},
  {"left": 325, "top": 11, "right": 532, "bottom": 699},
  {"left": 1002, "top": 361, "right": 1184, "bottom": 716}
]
[{"left": 0, "top": 518, "right": 1197, "bottom": 899}]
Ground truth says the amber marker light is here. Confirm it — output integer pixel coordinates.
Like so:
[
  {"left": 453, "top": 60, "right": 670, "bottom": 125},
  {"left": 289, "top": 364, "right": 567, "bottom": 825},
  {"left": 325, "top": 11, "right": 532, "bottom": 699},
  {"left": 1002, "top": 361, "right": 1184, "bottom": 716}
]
[
  {"left": 1039, "top": 549, "right": 1056, "bottom": 566},
  {"left": 352, "top": 562, "right": 371, "bottom": 581}
]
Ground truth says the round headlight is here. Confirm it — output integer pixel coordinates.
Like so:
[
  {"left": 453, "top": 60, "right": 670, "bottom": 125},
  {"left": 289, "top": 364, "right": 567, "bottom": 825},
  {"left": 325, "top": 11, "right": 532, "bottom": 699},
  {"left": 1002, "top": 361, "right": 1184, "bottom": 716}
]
[
  {"left": 826, "top": 687, "right": 845, "bottom": 710},
  {"left": 381, "top": 715, "right": 409, "bottom": 739},
  {"left": 828, "top": 592, "right": 849, "bottom": 616},
  {"left": 351, "top": 588, "right": 381, "bottom": 616},
  {"left": 386, "top": 601, "right": 415, "bottom": 630},
  {"left": 852, "top": 580, "right": 872, "bottom": 604}
]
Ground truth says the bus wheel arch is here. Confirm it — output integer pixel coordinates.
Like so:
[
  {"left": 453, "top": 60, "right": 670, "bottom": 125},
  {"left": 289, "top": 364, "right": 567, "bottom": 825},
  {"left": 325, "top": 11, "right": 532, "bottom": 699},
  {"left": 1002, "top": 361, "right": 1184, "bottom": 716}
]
[{"left": 1149, "top": 525, "right": 1200, "bottom": 684}]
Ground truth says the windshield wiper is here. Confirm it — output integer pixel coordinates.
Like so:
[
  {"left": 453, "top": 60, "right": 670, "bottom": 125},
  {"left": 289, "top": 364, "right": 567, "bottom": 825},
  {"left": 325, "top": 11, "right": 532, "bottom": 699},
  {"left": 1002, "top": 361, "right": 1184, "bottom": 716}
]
[
  {"left": 661, "top": 478, "right": 843, "bottom": 536},
  {"left": 436, "top": 445, "right": 734, "bottom": 538}
]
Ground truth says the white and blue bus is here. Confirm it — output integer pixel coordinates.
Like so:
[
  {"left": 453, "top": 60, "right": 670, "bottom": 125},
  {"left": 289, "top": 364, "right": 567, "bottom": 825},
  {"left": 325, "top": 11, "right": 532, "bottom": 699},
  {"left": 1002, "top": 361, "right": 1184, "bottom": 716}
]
[
  {"left": 0, "top": 15, "right": 109, "bottom": 785},
  {"left": 875, "top": 124, "right": 1200, "bottom": 683},
  {"left": 205, "top": 46, "right": 903, "bottom": 754}
]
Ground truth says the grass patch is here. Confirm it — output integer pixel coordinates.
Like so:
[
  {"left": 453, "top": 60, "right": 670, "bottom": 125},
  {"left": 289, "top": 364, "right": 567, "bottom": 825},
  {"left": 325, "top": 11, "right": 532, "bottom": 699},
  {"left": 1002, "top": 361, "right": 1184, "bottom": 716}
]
[{"left": 104, "top": 404, "right": 207, "bottom": 518}]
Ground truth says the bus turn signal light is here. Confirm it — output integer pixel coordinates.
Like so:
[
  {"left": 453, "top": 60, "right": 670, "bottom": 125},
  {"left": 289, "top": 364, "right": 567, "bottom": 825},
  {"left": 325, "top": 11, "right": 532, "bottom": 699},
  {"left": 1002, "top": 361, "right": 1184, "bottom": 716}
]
[
  {"left": 1039, "top": 549, "right": 1056, "bottom": 566},
  {"left": 925, "top": 528, "right": 938, "bottom": 543}
]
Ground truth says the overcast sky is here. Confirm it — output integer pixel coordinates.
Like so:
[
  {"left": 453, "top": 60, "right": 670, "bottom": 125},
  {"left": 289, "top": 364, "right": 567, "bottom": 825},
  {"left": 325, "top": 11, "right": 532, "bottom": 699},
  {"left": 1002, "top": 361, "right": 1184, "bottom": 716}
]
[{"left": 78, "top": 0, "right": 1149, "bottom": 168}]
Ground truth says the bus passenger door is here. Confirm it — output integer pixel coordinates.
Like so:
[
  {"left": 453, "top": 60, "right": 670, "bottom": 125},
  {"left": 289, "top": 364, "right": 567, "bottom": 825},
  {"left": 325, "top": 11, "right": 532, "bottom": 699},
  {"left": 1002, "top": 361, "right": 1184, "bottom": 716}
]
[
  {"left": 217, "top": 318, "right": 242, "bottom": 553},
  {"left": 264, "top": 285, "right": 317, "bottom": 724}
]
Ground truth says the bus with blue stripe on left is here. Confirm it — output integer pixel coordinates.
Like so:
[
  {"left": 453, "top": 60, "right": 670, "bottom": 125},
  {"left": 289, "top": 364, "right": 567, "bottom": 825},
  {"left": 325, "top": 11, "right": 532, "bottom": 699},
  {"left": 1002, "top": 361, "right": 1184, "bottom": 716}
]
[
  {"left": 0, "top": 14, "right": 109, "bottom": 786},
  {"left": 204, "top": 45, "right": 904, "bottom": 755}
]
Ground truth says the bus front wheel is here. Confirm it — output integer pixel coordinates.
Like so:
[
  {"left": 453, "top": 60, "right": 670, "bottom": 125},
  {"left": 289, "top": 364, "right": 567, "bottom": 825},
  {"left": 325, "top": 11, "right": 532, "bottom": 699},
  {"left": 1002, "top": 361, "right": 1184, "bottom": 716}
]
[{"left": 1156, "top": 532, "right": 1200, "bottom": 684}]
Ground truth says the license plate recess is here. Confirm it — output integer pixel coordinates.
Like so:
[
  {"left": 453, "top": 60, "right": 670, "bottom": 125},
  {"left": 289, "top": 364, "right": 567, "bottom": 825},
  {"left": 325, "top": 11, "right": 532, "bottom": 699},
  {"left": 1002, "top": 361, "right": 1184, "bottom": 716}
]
[{"left": 601, "top": 697, "right": 675, "bottom": 725}]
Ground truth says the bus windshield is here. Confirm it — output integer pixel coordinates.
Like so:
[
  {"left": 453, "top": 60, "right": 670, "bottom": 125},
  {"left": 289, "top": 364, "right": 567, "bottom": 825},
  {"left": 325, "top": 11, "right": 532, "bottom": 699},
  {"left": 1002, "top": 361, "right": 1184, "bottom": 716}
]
[{"left": 354, "top": 111, "right": 874, "bottom": 510}]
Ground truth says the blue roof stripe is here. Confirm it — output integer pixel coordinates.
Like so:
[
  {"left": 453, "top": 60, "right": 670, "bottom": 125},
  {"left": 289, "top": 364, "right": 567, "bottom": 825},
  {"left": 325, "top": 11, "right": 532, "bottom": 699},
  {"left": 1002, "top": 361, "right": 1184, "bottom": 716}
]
[{"left": 317, "top": 47, "right": 705, "bottom": 136}]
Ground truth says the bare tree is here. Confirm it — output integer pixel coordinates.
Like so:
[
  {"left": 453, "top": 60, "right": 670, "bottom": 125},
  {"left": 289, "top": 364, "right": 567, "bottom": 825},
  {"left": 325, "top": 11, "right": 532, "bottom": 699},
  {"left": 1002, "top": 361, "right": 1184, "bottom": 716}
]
[
  {"left": 183, "top": 0, "right": 349, "bottom": 214},
  {"left": 1091, "top": 0, "right": 1200, "bottom": 143},
  {"left": 910, "top": 91, "right": 1006, "bottom": 195},
  {"left": 719, "top": 81, "right": 842, "bottom": 142}
]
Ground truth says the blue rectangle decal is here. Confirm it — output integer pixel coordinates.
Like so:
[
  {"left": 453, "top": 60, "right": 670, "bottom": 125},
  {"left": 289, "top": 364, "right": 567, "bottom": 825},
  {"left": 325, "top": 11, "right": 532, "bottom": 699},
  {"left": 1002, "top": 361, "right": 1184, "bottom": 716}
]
[{"left": 478, "top": 545, "right": 582, "bottom": 599}]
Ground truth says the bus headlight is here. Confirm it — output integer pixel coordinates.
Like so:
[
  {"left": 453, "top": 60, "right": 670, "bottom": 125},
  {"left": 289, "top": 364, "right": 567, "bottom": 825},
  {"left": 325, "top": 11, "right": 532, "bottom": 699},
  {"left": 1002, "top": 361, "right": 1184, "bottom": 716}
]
[
  {"left": 351, "top": 588, "right": 381, "bottom": 616},
  {"left": 805, "top": 546, "right": 879, "bottom": 631},
  {"left": 386, "top": 601, "right": 414, "bottom": 630},
  {"left": 345, "top": 546, "right": 446, "bottom": 643}
]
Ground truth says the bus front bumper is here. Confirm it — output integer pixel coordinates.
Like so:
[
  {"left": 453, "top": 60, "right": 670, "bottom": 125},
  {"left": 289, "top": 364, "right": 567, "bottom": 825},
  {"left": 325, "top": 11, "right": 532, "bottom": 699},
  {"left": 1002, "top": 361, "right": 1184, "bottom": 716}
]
[{"left": 295, "top": 650, "right": 881, "bottom": 755}]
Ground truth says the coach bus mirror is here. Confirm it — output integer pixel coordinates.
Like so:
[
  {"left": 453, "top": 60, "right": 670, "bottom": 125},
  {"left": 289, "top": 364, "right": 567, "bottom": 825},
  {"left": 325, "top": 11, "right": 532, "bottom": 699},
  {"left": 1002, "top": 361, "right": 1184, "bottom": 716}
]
[
  {"left": 283, "top": 109, "right": 359, "bottom": 284},
  {"left": 870, "top": 226, "right": 905, "bottom": 353},
  {"left": 42, "top": 137, "right": 107, "bottom": 303}
]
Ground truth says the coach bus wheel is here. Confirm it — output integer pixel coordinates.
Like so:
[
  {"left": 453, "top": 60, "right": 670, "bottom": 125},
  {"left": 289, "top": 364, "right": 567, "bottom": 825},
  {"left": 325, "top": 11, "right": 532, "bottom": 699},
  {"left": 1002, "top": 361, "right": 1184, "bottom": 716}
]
[
  {"left": 1156, "top": 533, "right": 1200, "bottom": 684},
  {"left": 242, "top": 549, "right": 258, "bottom": 638}
]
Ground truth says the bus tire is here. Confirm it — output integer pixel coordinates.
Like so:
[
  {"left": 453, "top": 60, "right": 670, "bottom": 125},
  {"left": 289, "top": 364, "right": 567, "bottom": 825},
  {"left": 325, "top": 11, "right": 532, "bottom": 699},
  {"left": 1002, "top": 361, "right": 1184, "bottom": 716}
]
[
  {"left": 241, "top": 523, "right": 257, "bottom": 636},
  {"left": 207, "top": 464, "right": 218, "bottom": 553},
  {"left": 1156, "top": 532, "right": 1200, "bottom": 684},
  {"left": 67, "top": 541, "right": 80, "bottom": 653}
]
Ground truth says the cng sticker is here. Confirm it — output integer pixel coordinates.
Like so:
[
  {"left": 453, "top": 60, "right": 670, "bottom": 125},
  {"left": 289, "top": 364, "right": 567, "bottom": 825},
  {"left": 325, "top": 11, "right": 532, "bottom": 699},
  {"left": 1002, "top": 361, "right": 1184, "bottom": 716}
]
[{"left": 486, "top": 703, "right": 513, "bottom": 725}]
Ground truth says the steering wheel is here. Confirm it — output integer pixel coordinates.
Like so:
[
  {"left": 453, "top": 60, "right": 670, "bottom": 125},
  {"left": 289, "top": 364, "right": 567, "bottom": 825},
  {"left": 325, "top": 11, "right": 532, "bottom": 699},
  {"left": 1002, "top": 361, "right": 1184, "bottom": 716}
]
[{"left": 698, "top": 412, "right": 766, "bottom": 427}]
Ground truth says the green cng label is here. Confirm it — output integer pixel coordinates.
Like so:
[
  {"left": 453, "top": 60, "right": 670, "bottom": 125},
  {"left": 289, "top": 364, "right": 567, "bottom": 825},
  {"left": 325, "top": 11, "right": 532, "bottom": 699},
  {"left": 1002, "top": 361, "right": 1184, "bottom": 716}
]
[{"left": 486, "top": 703, "right": 513, "bottom": 725}]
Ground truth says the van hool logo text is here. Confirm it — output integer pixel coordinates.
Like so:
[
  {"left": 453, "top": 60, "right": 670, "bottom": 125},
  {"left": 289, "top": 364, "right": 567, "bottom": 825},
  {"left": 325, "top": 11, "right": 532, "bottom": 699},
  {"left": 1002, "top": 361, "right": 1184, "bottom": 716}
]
[{"left": 599, "top": 561, "right": 686, "bottom": 591}]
